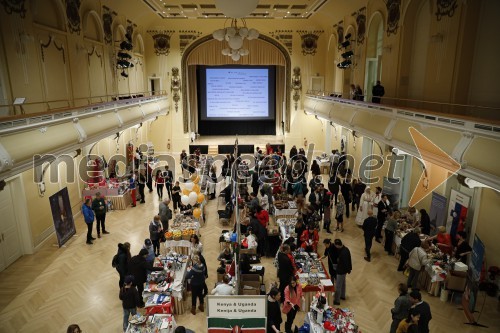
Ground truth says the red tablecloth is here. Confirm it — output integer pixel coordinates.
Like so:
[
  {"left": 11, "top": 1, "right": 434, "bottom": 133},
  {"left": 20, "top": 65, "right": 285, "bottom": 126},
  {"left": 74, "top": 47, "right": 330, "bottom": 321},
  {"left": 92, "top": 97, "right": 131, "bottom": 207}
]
[{"left": 302, "top": 261, "right": 335, "bottom": 293}]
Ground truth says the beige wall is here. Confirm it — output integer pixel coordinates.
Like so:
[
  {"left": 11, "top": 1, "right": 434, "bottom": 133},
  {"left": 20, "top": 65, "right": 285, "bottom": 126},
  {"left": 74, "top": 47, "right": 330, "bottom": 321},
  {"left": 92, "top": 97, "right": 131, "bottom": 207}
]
[{"left": 475, "top": 188, "right": 500, "bottom": 268}]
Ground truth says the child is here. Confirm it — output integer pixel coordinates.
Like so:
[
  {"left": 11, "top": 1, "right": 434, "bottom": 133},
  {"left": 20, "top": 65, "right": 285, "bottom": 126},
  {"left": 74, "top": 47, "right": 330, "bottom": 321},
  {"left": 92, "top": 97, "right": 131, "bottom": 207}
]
[
  {"left": 335, "top": 195, "right": 345, "bottom": 232},
  {"left": 119, "top": 275, "right": 141, "bottom": 332},
  {"left": 142, "top": 239, "right": 155, "bottom": 262}
]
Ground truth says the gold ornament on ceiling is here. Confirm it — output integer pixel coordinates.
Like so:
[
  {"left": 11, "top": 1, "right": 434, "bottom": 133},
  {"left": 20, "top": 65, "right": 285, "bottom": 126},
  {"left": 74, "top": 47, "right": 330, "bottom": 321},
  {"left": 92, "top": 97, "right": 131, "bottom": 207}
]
[{"left": 297, "top": 30, "right": 323, "bottom": 56}]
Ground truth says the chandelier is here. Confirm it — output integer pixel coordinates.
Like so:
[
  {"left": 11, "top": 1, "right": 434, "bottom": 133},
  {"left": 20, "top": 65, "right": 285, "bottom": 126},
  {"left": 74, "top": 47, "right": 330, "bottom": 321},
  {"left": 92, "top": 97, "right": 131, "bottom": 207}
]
[{"left": 212, "top": 19, "right": 259, "bottom": 61}]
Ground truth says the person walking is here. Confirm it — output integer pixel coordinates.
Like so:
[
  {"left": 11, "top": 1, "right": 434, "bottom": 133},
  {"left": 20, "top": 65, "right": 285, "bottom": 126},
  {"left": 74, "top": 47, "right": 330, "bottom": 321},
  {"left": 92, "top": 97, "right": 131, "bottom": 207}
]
[
  {"left": 127, "top": 248, "right": 163, "bottom": 307},
  {"left": 267, "top": 287, "right": 283, "bottom": 333},
  {"left": 390, "top": 283, "right": 411, "bottom": 333},
  {"left": 92, "top": 192, "right": 109, "bottom": 238},
  {"left": 282, "top": 278, "right": 304, "bottom": 333},
  {"left": 158, "top": 198, "right": 172, "bottom": 231},
  {"left": 149, "top": 215, "right": 163, "bottom": 257},
  {"left": 172, "top": 181, "right": 181, "bottom": 212},
  {"left": 114, "top": 242, "right": 131, "bottom": 288},
  {"left": 385, "top": 210, "right": 398, "bottom": 255},
  {"left": 363, "top": 210, "right": 378, "bottom": 262},
  {"left": 138, "top": 170, "right": 147, "bottom": 204},
  {"left": 340, "top": 179, "right": 352, "bottom": 218},
  {"left": 154, "top": 170, "right": 164, "bottom": 199},
  {"left": 333, "top": 239, "right": 352, "bottom": 305},
  {"left": 82, "top": 198, "right": 95, "bottom": 245},
  {"left": 186, "top": 255, "right": 207, "bottom": 315},
  {"left": 376, "top": 194, "right": 389, "bottom": 242},
  {"left": 409, "top": 290, "right": 432, "bottom": 333},
  {"left": 119, "top": 275, "right": 141, "bottom": 332},
  {"left": 328, "top": 175, "right": 340, "bottom": 205},
  {"left": 129, "top": 173, "right": 137, "bottom": 207},
  {"left": 372, "top": 80, "right": 385, "bottom": 104},
  {"left": 163, "top": 165, "right": 173, "bottom": 199}
]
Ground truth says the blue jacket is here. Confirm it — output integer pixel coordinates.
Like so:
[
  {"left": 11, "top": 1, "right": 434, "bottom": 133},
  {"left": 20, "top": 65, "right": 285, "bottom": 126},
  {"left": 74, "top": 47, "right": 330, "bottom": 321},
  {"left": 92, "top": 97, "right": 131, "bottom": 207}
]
[{"left": 82, "top": 204, "right": 95, "bottom": 224}]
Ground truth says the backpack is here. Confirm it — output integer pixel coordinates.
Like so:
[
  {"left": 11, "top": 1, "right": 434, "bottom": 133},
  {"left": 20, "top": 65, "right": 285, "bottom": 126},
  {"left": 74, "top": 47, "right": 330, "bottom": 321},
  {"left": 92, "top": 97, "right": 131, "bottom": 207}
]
[{"left": 111, "top": 254, "right": 119, "bottom": 268}]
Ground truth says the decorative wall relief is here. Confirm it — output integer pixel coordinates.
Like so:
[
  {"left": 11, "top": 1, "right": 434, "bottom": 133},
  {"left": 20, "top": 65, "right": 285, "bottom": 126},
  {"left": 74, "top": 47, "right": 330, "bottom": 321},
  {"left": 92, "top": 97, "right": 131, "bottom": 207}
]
[
  {"left": 435, "top": 0, "right": 458, "bottom": 21},
  {"left": 40, "top": 35, "right": 65, "bottom": 64},
  {"left": 386, "top": 0, "right": 401, "bottom": 36},
  {"left": 179, "top": 30, "right": 202, "bottom": 55},
  {"left": 1, "top": 0, "right": 26, "bottom": 18},
  {"left": 333, "top": 21, "right": 344, "bottom": 48},
  {"left": 297, "top": 30, "right": 323, "bottom": 56},
  {"left": 270, "top": 30, "right": 293, "bottom": 54},
  {"left": 65, "top": 0, "right": 81, "bottom": 35},
  {"left": 353, "top": 7, "right": 366, "bottom": 45},
  {"left": 102, "top": 6, "right": 116, "bottom": 45},
  {"left": 171, "top": 67, "right": 181, "bottom": 112},
  {"left": 291, "top": 67, "right": 302, "bottom": 111},
  {"left": 87, "top": 46, "right": 102, "bottom": 67},
  {"left": 148, "top": 29, "right": 175, "bottom": 56}
]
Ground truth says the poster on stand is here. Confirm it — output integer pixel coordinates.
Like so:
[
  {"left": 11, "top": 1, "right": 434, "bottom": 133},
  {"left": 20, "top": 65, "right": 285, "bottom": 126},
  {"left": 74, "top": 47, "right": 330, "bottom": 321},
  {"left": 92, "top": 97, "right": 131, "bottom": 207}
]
[
  {"left": 446, "top": 189, "right": 470, "bottom": 241},
  {"left": 207, "top": 296, "right": 266, "bottom": 333},
  {"left": 429, "top": 192, "right": 447, "bottom": 235},
  {"left": 49, "top": 187, "right": 76, "bottom": 247},
  {"left": 462, "top": 235, "right": 485, "bottom": 321}
]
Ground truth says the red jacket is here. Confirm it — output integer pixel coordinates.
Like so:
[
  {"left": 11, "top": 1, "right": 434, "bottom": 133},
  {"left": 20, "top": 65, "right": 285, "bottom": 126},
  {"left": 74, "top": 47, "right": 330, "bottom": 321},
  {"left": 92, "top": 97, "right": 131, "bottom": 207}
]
[
  {"left": 282, "top": 284, "right": 303, "bottom": 314},
  {"left": 286, "top": 253, "right": 297, "bottom": 276},
  {"left": 300, "top": 229, "right": 319, "bottom": 252},
  {"left": 256, "top": 210, "right": 269, "bottom": 228}
]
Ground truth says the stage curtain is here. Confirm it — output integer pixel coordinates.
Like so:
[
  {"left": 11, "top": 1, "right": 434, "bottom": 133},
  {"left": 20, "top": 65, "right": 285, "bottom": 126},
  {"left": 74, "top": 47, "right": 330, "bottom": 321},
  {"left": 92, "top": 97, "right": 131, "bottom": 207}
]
[
  {"left": 187, "top": 65, "right": 198, "bottom": 132},
  {"left": 276, "top": 66, "right": 285, "bottom": 135},
  {"left": 186, "top": 39, "right": 286, "bottom": 66}
]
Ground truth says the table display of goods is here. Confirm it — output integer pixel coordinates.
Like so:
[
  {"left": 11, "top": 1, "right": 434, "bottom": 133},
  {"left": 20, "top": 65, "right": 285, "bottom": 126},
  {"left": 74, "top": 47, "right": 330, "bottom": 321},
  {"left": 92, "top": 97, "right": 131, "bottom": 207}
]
[
  {"left": 307, "top": 296, "right": 360, "bottom": 333},
  {"left": 295, "top": 251, "right": 327, "bottom": 286},
  {"left": 277, "top": 218, "right": 298, "bottom": 241},
  {"left": 126, "top": 314, "right": 177, "bottom": 333}
]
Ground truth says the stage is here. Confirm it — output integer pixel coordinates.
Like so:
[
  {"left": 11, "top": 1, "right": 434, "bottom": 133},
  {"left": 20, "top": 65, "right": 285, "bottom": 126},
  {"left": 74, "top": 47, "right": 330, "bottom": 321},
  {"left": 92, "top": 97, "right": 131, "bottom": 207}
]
[{"left": 189, "top": 135, "right": 285, "bottom": 155}]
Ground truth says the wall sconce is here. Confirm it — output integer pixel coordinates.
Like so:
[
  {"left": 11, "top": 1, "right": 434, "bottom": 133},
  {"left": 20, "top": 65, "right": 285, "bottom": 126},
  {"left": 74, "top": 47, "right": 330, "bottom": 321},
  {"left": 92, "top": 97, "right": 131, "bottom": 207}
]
[
  {"left": 430, "top": 33, "right": 444, "bottom": 43},
  {"left": 171, "top": 67, "right": 181, "bottom": 112}
]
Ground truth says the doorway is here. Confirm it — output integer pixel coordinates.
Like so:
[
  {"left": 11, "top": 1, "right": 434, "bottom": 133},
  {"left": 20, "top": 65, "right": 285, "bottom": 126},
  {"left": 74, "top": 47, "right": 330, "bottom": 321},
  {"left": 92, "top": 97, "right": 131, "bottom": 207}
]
[
  {"left": 364, "top": 13, "right": 384, "bottom": 102},
  {"left": 148, "top": 77, "right": 162, "bottom": 95},
  {"left": 0, "top": 180, "right": 23, "bottom": 272}
]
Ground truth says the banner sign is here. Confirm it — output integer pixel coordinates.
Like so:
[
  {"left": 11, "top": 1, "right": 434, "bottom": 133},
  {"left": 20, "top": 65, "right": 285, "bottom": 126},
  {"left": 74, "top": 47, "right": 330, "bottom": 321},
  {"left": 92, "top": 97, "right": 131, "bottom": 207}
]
[
  {"left": 462, "top": 234, "right": 485, "bottom": 322},
  {"left": 429, "top": 192, "right": 447, "bottom": 235},
  {"left": 49, "top": 187, "right": 76, "bottom": 247},
  {"left": 207, "top": 296, "right": 267, "bottom": 333},
  {"left": 446, "top": 189, "right": 470, "bottom": 241}
]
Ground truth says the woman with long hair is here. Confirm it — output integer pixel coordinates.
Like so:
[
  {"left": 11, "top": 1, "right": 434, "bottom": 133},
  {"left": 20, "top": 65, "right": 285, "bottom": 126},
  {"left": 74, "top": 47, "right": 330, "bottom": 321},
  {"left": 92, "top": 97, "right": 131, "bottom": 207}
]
[
  {"left": 154, "top": 169, "right": 164, "bottom": 199},
  {"left": 282, "top": 278, "right": 304, "bottom": 333}
]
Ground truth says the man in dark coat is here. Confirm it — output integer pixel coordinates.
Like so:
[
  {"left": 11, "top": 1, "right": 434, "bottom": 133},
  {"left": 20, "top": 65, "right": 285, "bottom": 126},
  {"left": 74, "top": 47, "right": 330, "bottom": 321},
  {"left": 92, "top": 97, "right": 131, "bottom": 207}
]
[
  {"left": 372, "top": 80, "right": 385, "bottom": 103},
  {"left": 277, "top": 244, "right": 294, "bottom": 303},
  {"left": 127, "top": 249, "right": 163, "bottom": 307},
  {"left": 376, "top": 194, "right": 389, "bottom": 242},
  {"left": 340, "top": 179, "right": 352, "bottom": 218},
  {"left": 363, "top": 210, "right": 378, "bottom": 262},
  {"left": 322, "top": 239, "right": 340, "bottom": 282},
  {"left": 398, "top": 227, "right": 422, "bottom": 271},
  {"left": 409, "top": 290, "right": 432, "bottom": 333},
  {"left": 334, "top": 239, "right": 352, "bottom": 305},
  {"left": 92, "top": 192, "right": 109, "bottom": 238},
  {"left": 328, "top": 176, "right": 340, "bottom": 205}
]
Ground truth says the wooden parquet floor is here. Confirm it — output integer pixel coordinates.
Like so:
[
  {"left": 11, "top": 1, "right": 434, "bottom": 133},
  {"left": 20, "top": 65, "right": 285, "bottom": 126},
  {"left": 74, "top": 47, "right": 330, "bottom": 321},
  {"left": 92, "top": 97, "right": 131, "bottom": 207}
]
[{"left": 0, "top": 182, "right": 499, "bottom": 333}]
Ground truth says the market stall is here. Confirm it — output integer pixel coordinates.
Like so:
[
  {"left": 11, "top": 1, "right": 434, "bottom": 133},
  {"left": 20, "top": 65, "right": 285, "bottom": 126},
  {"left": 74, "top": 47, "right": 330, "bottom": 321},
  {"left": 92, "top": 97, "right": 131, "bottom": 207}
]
[
  {"left": 295, "top": 251, "right": 335, "bottom": 308},
  {"left": 125, "top": 313, "right": 176, "bottom": 333},
  {"left": 274, "top": 200, "right": 298, "bottom": 217},
  {"left": 164, "top": 215, "right": 200, "bottom": 255},
  {"left": 277, "top": 217, "right": 298, "bottom": 241},
  {"left": 142, "top": 253, "right": 189, "bottom": 315},
  {"left": 304, "top": 296, "right": 359, "bottom": 333},
  {"left": 82, "top": 179, "right": 131, "bottom": 210}
]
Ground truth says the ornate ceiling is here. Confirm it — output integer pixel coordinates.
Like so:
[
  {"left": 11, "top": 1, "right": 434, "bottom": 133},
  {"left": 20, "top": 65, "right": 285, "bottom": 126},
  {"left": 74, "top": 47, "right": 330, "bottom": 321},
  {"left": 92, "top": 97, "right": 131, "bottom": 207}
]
[{"left": 141, "top": 0, "right": 329, "bottom": 19}]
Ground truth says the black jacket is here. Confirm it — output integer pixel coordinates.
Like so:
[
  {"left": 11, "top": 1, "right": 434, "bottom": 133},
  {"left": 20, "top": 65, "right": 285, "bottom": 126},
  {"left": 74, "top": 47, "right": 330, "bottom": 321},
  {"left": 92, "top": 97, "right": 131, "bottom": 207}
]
[
  {"left": 116, "top": 246, "right": 129, "bottom": 277},
  {"left": 277, "top": 252, "right": 294, "bottom": 282},
  {"left": 267, "top": 299, "right": 282, "bottom": 332},
  {"left": 401, "top": 232, "right": 421, "bottom": 253},
  {"left": 414, "top": 301, "right": 432, "bottom": 333},
  {"left": 336, "top": 246, "right": 352, "bottom": 275},
  {"left": 127, "top": 255, "right": 163, "bottom": 285},
  {"left": 363, "top": 216, "right": 378, "bottom": 239},
  {"left": 377, "top": 200, "right": 388, "bottom": 220},
  {"left": 92, "top": 197, "right": 107, "bottom": 217},
  {"left": 328, "top": 177, "right": 340, "bottom": 194},
  {"left": 119, "top": 286, "right": 141, "bottom": 309},
  {"left": 186, "top": 263, "right": 206, "bottom": 286},
  {"left": 324, "top": 245, "right": 340, "bottom": 276},
  {"left": 420, "top": 213, "right": 431, "bottom": 235},
  {"left": 340, "top": 182, "right": 352, "bottom": 203},
  {"left": 149, "top": 220, "right": 162, "bottom": 241}
]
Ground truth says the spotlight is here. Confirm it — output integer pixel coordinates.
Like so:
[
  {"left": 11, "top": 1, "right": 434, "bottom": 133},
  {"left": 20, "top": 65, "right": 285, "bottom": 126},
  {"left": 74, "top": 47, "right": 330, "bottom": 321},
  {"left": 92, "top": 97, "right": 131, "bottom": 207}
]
[
  {"left": 117, "top": 52, "right": 131, "bottom": 59},
  {"left": 341, "top": 40, "right": 350, "bottom": 48},
  {"left": 117, "top": 59, "right": 131, "bottom": 68},
  {"left": 120, "top": 41, "right": 133, "bottom": 51},
  {"left": 344, "top": 33, "right": 352, "bottom": 40},
  {"left": 341, "top": 50, "right": 354, "bottom": 58},
  {"left": 121, "top": 71, "right": 128, "bottom": 78}
]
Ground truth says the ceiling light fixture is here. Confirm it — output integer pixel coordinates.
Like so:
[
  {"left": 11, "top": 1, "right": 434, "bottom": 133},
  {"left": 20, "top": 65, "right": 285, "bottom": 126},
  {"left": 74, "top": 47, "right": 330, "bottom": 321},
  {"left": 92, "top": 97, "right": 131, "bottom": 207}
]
[{"left": 212, "top": 18, "right": 259, "bottom": 61}]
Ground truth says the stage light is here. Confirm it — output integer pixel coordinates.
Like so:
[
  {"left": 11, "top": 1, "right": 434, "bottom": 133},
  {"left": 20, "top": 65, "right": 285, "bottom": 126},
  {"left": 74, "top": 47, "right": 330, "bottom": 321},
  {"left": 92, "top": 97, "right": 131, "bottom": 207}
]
[
  {"left": 344, "top": 33, "right": 352, "bottom": 40},
  {"left": 341, "top": 50, "right": 353, "bottom": 58},
  {"left": 121, "top": 70, "right": 128, "bottom": 78},
  {"left": 341, "top": 40, "right": 350, "bottom": 48}
]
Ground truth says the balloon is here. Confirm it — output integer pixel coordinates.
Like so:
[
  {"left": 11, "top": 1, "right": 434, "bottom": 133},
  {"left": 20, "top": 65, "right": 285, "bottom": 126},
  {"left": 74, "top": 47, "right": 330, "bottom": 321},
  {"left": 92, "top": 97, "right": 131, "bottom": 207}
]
[
  {"left": 181, "top": 195, "right": 190, "bottom": 206},
  {"left": 182, "top": 188, "right": 190, "bottom": 196},
  {"left": 193, "top": 208, "right": 201, "bottom": 219},
  {"left": 184, "top": 182, "right": 194, "bottom": 190},
  {"left": 197, "top": 193, "right": 205, "bottom": 203},
  {"left": 188, "top": 192, "right": 198, "bottom": 205},
  {"left": 193, "top": 184, "right": 200, "bottom": 194}
]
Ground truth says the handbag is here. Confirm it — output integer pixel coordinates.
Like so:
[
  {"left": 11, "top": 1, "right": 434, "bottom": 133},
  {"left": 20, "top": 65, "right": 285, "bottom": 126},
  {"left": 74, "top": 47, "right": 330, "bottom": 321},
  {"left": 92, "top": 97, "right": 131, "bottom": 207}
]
[{"left": 404, "top": 266, "right": 410, "bottom": 277}]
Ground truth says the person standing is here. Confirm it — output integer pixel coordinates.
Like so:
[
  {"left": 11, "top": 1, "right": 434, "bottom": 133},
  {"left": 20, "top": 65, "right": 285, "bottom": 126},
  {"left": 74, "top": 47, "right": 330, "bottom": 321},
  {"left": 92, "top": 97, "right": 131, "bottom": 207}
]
[
  {"left": 186, "top": 255, "right": 207, "bottom": 315},
  {"left": 82, "top": 198, "right": 95, "bottom": 245},
  {"left": 129, "top": 173, "right": 137, "bottom": 207},
  {"left": 92, "top": 192, "right": 109, "bottom": 238},
  {"left": 267, "top": 287, "right": 282, "bottom": 333},
  {"left": 340, "top": 179, "right": 352, "bottom": 218},
  {"left": 398, "top": 227, "right": 422, "bottom": 271},
  {"left": 115, "top": 242, "right": 131, "bottom": 288},
  {"left": 171, "top": 181, "right": 181, "bottom": 212},
  {"left": 127, "top": 248, "right": 163, "bottom": 307},
  {"left": 277, "top": 244, "right": 294, "bottom": 302},
  {"left": 385, "top": 210, "right": 398, "bottom": 255},
  {"left": 282, "top": 279, "right": 304, "bottom": 333},
  {"left": 163, "top": 165, "right": 173, "bottom": 199},
  {"left": 146, "top": 163, "right": 154, "bottom": 193},
  {"left": 407, "top": 242, "right": 430, "bottom": 290},
  {"left": 328, "top": 175, "right": 340, "bottom": 205},
  {"left": 322, "top": 239, "right": 339, "bottom": 282},
  {"left": 158, "top": 198, "right": 172, "bottom": 231},
  {"left": 419, "top": 209, "right": 432, "bottom": 236},
  {"left": 149, "top": 215, "right": 163, "bottom": 257},
  {"left": 376, "top": 194, "right": 389, "bottom": 242},
  {"left": 154, "top": 170, "right": 164, "bottom": 199},
  {"left": 335, "top": 194, "right": 345, "bottom": 232},
  {"left": 363, "top": 210, "right": 378, "bottom": 262},
  {"left": 356, "top": 187, "right": 374, "bottom": 226},
  {"left": 119, "top": 275, "right": 141, "bottom": 332},
  {"left": 390, "top": 283, "right": 411, "bottom": 333},
  {"left": 323, "top": 190, "right": 333, "bottom": 233},
  {"left": 372, "top": 80, "right": 385, "bottom": 104},
  {"left": 138, "top": 170, "right": 147, "bottom": 204},
  {"left": 409, "top": 290, "right": 432, "bottom": 333},
  {"left": 334, "top": 239, "right": 352, "bottom": 305}
]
